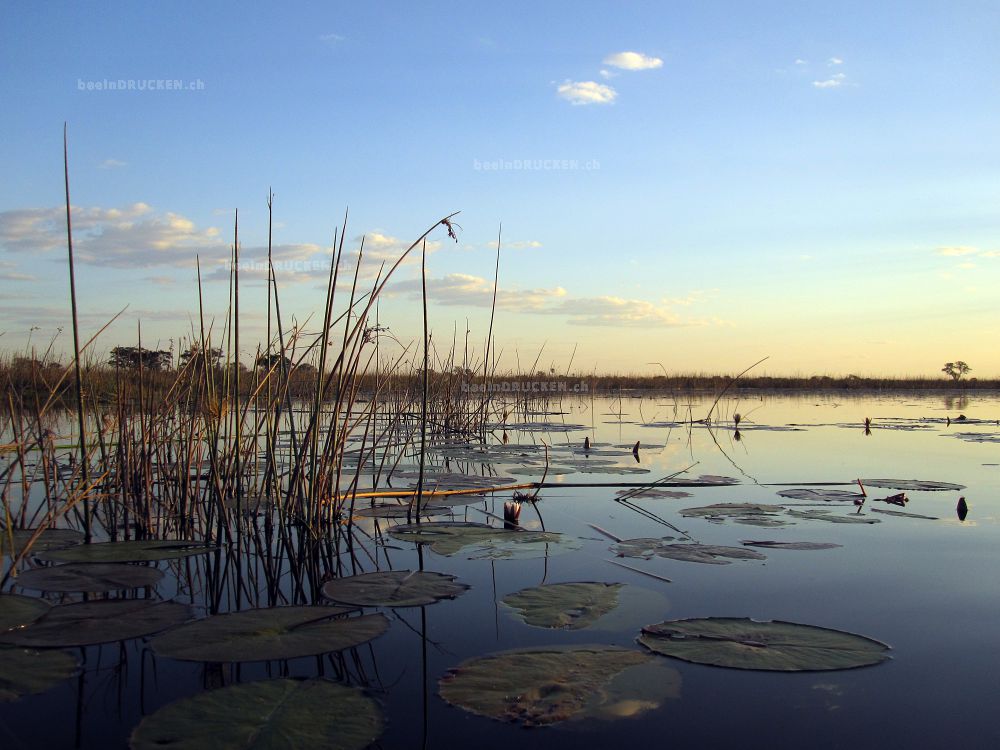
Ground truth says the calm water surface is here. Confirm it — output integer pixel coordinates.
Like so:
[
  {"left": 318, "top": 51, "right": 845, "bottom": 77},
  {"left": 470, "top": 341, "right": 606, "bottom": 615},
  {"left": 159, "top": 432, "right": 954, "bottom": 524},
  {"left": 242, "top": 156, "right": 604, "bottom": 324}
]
[{"left": 3, "top": 391, "right": 999, "bottom": 749}]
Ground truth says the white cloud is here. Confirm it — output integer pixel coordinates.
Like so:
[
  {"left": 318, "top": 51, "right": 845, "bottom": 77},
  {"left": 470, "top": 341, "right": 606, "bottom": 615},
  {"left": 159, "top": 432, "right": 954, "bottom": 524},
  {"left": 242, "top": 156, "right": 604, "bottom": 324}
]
[
  {"left": 598, "top": 69, "right": 616, "bottom": 80},
  {"left": 99, "top": 158, "right": 127, "bottom": 169},
  {"left": 937, "top": 246, "right": 979, "bottom": 256},
  {"left": 603, "top": 51, "right": 664, "bottom": 71},
  {"left": 828, "top": 57, "right": 844, "bottom": 65},
  {"left": 794, "top": 58, "right": 808, "bottom": 66},
  {"left": 390, "top": 273, "right": 566, "bottom": 311},
  {"left": 812, "top": 73, "right": 847, "bottom": 89},
  {"left": 504, "top": 240, "right": 542, "bottom": 250},
  {"left": 319, "top": 33, "right": 344, "bottom": 44},
  {"left": 546, "top": 296, "right": 693, "bottom": 327},
  {"left": 557, "top": 80, "right": 617, "bottom": 105}
]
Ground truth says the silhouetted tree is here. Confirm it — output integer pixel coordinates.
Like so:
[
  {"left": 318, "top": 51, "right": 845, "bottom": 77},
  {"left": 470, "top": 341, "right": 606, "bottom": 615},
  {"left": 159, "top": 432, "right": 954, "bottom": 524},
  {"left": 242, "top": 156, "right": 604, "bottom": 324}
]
[
  {"left": 942, "top": 361, "right": 971, "bottom": 381},
  {"left": 109, "top": 346, "right": 171, "bottom": 371}
]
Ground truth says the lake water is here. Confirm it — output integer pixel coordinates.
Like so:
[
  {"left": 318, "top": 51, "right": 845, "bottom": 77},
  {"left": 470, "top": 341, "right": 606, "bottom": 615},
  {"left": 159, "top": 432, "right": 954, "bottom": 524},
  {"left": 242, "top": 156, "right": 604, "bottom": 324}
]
[{"left": 2, "top": 391, "right": 999, "bottom": 748}]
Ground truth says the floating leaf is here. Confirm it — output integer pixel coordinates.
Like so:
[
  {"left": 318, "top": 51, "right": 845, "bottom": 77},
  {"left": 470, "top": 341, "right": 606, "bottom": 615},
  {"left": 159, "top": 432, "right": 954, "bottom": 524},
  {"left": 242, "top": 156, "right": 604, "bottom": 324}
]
[
  {"left": 740, "top": 541, "right": 843, "bottom": 550},
  {"left": 576, "top": 466, "right": 650, "bottom": 475},
  {"left": 611, "top": 539, "right": 764, "bottom": 565},
  {"left": 615, "top": 489, "right": 692, "bottom": 499},
  {"left": 503, "top": 583, "right": 624, "bottom": 630},
  {"left": 152, "top": 607, "right": 387, "bottom": 662},
  {"left": 0, "top": 646, "right": 80, "bottom": 702},
  {"left": 507, "top": 466, "right": 576, "bottom": 476},
  {"left": 15, "top": 563, "right": 164, "bottom": 592},
  {"left": 949, "top": 432, "right": 1000, "bottom": 444},
  {"left": 439, "top": 646, "right": 660, "bottom": 726},
  {"left": 776, "top": 488, "right": 865, "bottom": 502},
  {"left": 871, "top": 508, "right": 939, "bottom": 520},
  {"left": 38, "top": 539, "right": 215, "bottom": 563},
  {"left": 0, "top": 600, "right": 192, "bottom": 647},
  {"left": 639, "top": 617, "right": 890, "bottom": 671},
  {"left": 322, "top": 571, "right": 468, "bottom": 608},
  {"left": 130, "top": 678, "right": 382, "bottom": 750},
  {"left": 860, "top": 479, "right": 965, "bottom": 492},
  {"left": 0, "top": 594, "right": 50, "bottom": 633},
  {"left": 0, "top": 528, "right": 84, "bottom": 556},
  {"left": 389, "top": 522, "right": 580, "bottom": 560},
  {"left": 680, "top": 503, "right": 788, "bottom": 526},
  {"left": 786, "top": 509, "right": 880, "bottom": 524}
]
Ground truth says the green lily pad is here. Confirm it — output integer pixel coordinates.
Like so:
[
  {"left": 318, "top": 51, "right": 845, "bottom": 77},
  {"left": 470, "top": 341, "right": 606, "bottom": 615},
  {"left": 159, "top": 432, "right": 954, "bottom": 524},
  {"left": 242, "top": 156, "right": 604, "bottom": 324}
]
[
  {"left": 0, "top": 600, "right": 193, "bottom": 647},
  {"left": 439, "top": 646, "right": 663, "bottom": 726},
  {"left": 740, "top": 541, "right": 843, "bottom": 550},
  {"left": 776, "top": 489, "right": 865, "bottom": 502},
  {"left": 860, "top": 479, "right": 965, "bottom": 492},
  {"left": 0, "top": 528, "right": 84, "bottom": 556},
  {"left": 639, "top": 617, "right": 891, "bottom": 671},
  {"left": 129, "top": 678, "right": 382, "bottom": 750},
  {"left": 322, "top": 571, "right": 468, "bottom": 607},
  {"left": 0, "top": 646, "right": 80, "bottom": 702},
  {"left": 389, "top": 522, "right": 580, "bottom": 560},
  {"left": 0, "top": 594, "right": 51, "bottom": 633},
  {"left": 38, "top": 539, "right": 215, "bottom": 563},
  {"left": 611, "top": 539, "right": 765, "bottom": 565},
  {"left": 15, "top": 563, "right": 164, "bottom": 592},
  {"left": 152, "top": 607, "right": 387, "bottom": 662},
  {"left": 503, "top": 582, "right": 624, "bottom": 630},
  {"left": 786, "top": 509, "right": 880, "bottom": 524},
  {"left": 870, "top": 508, "right": 940, "bottom": 520}
]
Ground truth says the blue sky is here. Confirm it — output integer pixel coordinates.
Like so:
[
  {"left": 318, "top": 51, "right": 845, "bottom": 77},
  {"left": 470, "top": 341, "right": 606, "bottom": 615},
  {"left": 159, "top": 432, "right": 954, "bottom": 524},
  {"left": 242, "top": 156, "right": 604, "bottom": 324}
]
[{"left": 2, "top": 1, "right": 999, "bottom": 376}]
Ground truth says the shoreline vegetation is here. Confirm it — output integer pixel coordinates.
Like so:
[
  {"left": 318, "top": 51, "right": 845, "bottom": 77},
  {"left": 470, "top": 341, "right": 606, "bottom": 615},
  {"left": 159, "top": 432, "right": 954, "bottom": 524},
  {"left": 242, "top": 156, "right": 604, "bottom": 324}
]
[{"left": 2, "top": 354, "right": 995, "bottom": 410}]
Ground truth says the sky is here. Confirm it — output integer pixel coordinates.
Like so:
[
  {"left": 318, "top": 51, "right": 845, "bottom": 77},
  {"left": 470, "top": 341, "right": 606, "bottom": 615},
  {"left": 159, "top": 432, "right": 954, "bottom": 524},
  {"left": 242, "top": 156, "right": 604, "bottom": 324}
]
[{"left": 1, "top": 1, "right": 998, "bottom": 377}]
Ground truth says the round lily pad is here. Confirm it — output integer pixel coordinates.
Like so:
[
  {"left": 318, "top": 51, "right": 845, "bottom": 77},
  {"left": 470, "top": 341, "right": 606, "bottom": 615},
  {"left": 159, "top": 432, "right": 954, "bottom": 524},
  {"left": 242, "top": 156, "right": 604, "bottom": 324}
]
[
  {"left": 439, "top": 646, "right": 659, "bottom": 726},
  {"left": 38, "top": 540, "right": 215, "bottom": 563},
  {"left": 612, "top": 539, "right": 765, "bottom": 565},
  {"left": 639, "top": 617, "right": 891, "bottom": 671},
  {"left": 130, "top": 678, "right": 382, "bottom": 750},
  {"left": 0, "top": 646, "right": 80, "bottom": 702},
  {"left": 0, "top": 600, "right": 193, "bottom": 647},
  {"left": 322, "top": 571, "right": 469, "bottom": 608},
  {"left": 0, "top": 594, "right": 51, "bottom": 633},
  {"left": 15, "top": 563, "right": 164, "bottom": 592},
  {"left": 151, "top": 607, "right": 388, "bottom": 663},
  {"left": 389, "top": 522, "right": 580, "bottom": 560},
  {"left": 0, "top": 528, "right": 84, "bottom": 556},
  {"left": 503, "top": 582, "right": 624, "bottom": 630},
  {"left": 860, "top": 479, "right": 965, "bottom": 492}
]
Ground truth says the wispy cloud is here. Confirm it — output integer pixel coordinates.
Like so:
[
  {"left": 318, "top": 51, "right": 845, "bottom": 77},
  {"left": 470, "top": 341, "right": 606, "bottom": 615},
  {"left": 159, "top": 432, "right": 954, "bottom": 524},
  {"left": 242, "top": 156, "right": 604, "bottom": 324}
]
[
  {"left": 556, "top": 80, "right": 617, "bottom": 105},
  {"left": 546, "top": 296, "right": 695, "bottom": 327},
  {"left": 812, "top": 72, "right": 847, "bottom": 89},
  {"left": 828, "top": 57, "right": 844, "bottom": 66},
  {"left": 319, "top": 32, "right": 345, "bottom": 44},
  {"left": 602, "top": 51, "right": 663, "bottom": 71},
  {"left": 390, "top": 273, "right": 566, "bottom": 311},
  {"left": 937, "top": 246, "right": 980, "bottom": 257},
  {"left": 598, "top": 69, "right": 616, "bottom": 80},
  {"left": 99, "top": 158, "right": 127, "bottom": 169},
  {"left": 794, "top": 58, "right": 808, "bottom": 66}
]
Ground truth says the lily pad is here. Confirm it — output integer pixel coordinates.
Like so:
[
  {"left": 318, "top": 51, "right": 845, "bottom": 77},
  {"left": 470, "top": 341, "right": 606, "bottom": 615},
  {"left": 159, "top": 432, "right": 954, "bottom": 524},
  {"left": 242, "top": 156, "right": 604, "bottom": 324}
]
[
  {"left": 680, "top": 503, "right": 788, "bottom": 526},
  {"left": 871, "top": 508, "right": 939, "bottom": 520},
  {"left": 0, "top": 600, "right": 193, "bottom": 647},
  {"left": 151, "top": 607, "right": 387, "bottom": 662},
  {"left": 389, "top": 522, "right": 580, "bottom": 560},
  {"left": 639, "top": 617, "right": 890, "bottom": 671},
  {"left": 740, "top": 541, "right": 843, "bottom": 550},
  {"left": 860, "top": 479, "right": 965, "bottom": 492},
  {"left": 0, "top": 594, "right": 51, "bottom": 633},
  {"left": 38, "top": 539, "right": 215, "bottom": 563},
  {"left": 0, "top": 646, "right": 80, "bottom": 702},
  {"left": 130, "top": 678, "right": 382, "bottom": 750},
  {"left": 439, "top": 646, "right": 660, "bottom": 726},
  {"left": 503, "top": 583, "right": 624, "bottom": 630},
  {"left": 776, "top": 488, "right": 865, "bottom": 502},
  {"left": 322, "top": 571, "right": 468, "bottom": 607},
  {"left": 0, "top": 528, "right": 84, "bottom": 556},
  {"left": 612, "top": 539, "right": 765, "bottom": 565},
  {"left": 786, "top": 509, "right": 880, "bottom": 524},
  {"left": 15, "top": 563, "right": 164, "bottom": 592},
  {"left": 616, "top": 489, "right": 692, "bottom": 499}
]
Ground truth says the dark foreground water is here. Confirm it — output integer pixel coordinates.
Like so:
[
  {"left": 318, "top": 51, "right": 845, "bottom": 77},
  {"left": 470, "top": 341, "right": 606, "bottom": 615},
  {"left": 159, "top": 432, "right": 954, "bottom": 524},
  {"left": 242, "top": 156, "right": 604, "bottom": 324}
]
[{"left": 2, "top": 391, "right": 999, "bottom": 749}]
